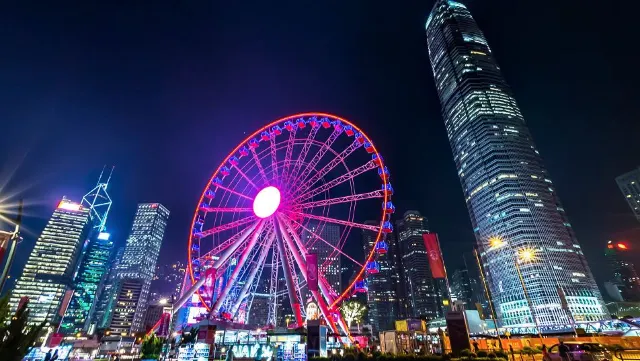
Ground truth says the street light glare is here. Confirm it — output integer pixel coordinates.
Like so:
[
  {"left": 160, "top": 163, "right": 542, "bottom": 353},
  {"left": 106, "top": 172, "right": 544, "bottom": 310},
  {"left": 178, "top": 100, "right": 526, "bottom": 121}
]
[
  {"left": 519, "top": 248, "right": 536, "bottom": 262},
  {"left": 488, "top": 236, "right": 504, "bottom": 249},
  {"left": 159, "top": 298, "right": 168, "bottom": 305}
]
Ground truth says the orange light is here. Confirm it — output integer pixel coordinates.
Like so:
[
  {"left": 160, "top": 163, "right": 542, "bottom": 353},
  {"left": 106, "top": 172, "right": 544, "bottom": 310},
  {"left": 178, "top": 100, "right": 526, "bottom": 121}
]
[
  {"left": 617, "top": 243, "right": 628, "bottom": 250},
  {"left": 607, "top": 244, "right": 614, "bottom": 249},
  {"left": 57, "top": 200, "right": 82, "bottom": 211}
]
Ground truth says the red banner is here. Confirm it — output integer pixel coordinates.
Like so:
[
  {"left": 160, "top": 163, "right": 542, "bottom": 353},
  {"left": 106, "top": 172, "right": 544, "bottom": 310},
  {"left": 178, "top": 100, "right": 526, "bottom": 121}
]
[
  {"left": 306, "top": 253, "right": 318, "bottom": 292},
  {"left": 423, "top": 233, "right": 446, "bottom": 279}
]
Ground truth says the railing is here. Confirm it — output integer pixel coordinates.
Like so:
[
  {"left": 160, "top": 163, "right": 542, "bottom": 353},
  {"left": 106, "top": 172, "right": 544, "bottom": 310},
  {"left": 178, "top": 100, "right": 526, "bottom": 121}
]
[{"left": 615, "top": 349, "right": 640, "bottom": 361}]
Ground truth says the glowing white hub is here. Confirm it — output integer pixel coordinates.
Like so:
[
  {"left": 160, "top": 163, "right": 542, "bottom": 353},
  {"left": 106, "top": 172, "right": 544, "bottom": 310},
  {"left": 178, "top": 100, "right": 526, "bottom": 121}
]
[{"left": 253, "top": 186, "right": 281, "bottom": 218}]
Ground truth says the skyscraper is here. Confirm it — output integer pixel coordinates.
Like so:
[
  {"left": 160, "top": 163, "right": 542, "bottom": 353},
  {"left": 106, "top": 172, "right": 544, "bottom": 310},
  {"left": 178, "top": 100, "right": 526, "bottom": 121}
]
[
  {"left": 605, "top": 241, "right": 640, "bottom": 302},
  {"left": 60, "top": 231, "right": 114, "bottom": 334},
  {"left": 9, "top": 198, "right": 91, "bottom": 324},
  {"left": 449, "top": 268, "right": 473, "bottom": 307},
  {"left": 426, "top": 0, "right": 606, "bottom": 329},
  {"left": 111, "top": 203, "right": 169, "bottom": 333},
  {"left": 61, "top": 170, "right": 114, "bottom": 334},
  {"left": 616, "top": 167, "right": 640, "bottom": 223},
  {"left": 362, "top": 220, "right": 399, "bottom": 332},
  {"left": 92, "top": 246, "right": 124, "bottom": 329},
  {"left": 305, "top": 222, "right": 341, "bottom": 292},
  {"left": 396, "top": 211, "right": 442, "bottom": 319}
]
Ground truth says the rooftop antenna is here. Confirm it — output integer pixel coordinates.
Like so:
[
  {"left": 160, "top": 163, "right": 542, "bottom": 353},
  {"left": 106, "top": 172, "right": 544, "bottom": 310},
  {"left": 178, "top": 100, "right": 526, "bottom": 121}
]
[{"left": 82, "top": 166, "right": 114, "bottom": 232}]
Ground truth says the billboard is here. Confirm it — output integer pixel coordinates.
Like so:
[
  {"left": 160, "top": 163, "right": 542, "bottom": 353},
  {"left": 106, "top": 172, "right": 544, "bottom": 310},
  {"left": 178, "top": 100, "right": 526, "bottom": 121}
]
[
  {"left": 306, "top": 253, "right": 318, "bottom": 292},
  {"left": 423, "top": 233, "right": 446, "bottom": 279}
]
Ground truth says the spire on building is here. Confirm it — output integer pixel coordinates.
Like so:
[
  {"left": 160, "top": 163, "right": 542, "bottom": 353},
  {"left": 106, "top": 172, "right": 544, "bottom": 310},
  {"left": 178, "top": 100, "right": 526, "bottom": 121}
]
[{"left": 82, "top": 166, "right": 114, "bottom": 232}]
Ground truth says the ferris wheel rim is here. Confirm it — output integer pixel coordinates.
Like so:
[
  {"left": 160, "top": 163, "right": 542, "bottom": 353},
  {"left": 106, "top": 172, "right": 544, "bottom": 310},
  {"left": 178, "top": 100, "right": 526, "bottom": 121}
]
[{"left": 186, "top": 112, "right": 390, "bottom": 318}]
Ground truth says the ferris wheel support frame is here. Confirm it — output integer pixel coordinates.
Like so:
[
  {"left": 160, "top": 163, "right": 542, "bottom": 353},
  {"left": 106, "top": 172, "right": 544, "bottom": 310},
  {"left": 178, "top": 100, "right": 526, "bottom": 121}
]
[
  {"left": 230, "top": 231, "right": 275, "bottom": 315},
  {"left": 212, "top": 220, "right": 266, "bottom": 314},
  {"left": 274, "top": 222, "right": 304, "bottom": 326}
]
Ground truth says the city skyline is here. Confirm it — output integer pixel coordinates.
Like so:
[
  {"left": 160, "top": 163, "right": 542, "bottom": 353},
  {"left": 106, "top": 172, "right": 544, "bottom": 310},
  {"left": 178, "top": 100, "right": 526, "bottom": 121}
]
[
  {"left": 1, "top": 1, "right": 638, "bottom": 292},
  {"left": 0, "top": 1, "right": 640, "bottom": 344}
]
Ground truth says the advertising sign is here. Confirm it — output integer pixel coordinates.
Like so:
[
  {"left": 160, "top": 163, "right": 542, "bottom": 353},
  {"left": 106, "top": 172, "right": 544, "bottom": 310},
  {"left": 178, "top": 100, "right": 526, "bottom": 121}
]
[
  {"left": 306, "top": 253, "right": 318, "bottom": 292},
  {"left": 423, "top": 233, "right": 446, "bottom": 279}
]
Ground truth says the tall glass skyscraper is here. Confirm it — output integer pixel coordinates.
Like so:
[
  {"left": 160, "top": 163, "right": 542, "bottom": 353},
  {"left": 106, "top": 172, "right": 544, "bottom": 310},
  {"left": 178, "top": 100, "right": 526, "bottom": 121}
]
[
  {"left": 426, "top": 0, "right": 606, "bottom": 329},
  {"left": 616, "top": 167, "right": 640, "bottom": 223},
  {"left": 9, "top": 198, "right": 91, "bottom": 324},
  {"left": 362, "top": 221, "right": 399, "bottom": 332},
  {"left": 396, "top": 211, "right": 443, "bottom": 319},
  {"left": 61, "top": 171, "right": 114, "bottom": 334},
  {"left": 111, "top": 203, "right": 169, "bottom": 333}
]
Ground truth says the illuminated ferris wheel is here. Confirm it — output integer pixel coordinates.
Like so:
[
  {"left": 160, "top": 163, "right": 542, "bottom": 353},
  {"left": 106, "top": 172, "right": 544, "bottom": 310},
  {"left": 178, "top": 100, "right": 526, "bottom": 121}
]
[{"left": 182, "top": 113, "right": 394, "bottom": 337}]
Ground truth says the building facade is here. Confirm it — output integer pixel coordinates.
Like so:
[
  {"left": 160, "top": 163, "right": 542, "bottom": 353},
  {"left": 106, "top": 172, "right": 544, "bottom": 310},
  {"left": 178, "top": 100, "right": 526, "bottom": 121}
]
[
  {"left": 396, "top": 211, "right": 442, "bottom": 319},
  {"left": 9, "top": 198, "right": 91, "bottom": 324},
  {"left": 426, "top": 0, "right": 606, "bottom": 330},
  {"left": 304, "top": 222, "right": 342, "bottom": 292},
  {"left": 92, "top": 246, "right": 125, "bottom": 329},
  {"left": 60, "top": 231, "right": 114, "bottom": 334},
  {"left": 362, "top": 221, "right": 400, "bottom": 332},
  {"left": 111, "top": 203, "right": 170, "bottom": 333},
  {"left": 616, "top": 167, "right": 640, "bottom": 223}
]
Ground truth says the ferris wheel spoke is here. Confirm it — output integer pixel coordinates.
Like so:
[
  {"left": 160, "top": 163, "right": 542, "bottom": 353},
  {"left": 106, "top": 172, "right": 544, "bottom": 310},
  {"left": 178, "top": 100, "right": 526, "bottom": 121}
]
[
  {"left": 267, "top": 242, "right": 280, "bottom": 327},
  {"left": 269, "top": 136, "right": 278, "bottom": 180},
  {"left": 297, "top": 190, "right": 384, "bottom": 209},
  {"left": 288, "top": 124, "right": 320, "bottom": 185},
  {"left": 212, "top": 220, "right": 264, "bottom": 270},
  {"left": 197, "top": 228, "right": 247, "bottom": 267},
  {"left": 294, "top": 139, "right": 361, "bottom": 197},
  {"left": 215, "top": 183, "right": 254, "bottom": 201},
  {"left": 286, "top": 210, "right": 380, "bottom": 232},
  {"left": 295, "top": 160, "right": 377, "bottom": 203},
  {"left": 280, "top": 128, "right": 296, "bottom": 182},
  {"left": 280, "top": 215, "right": 363, "bottom": 268},
  {"left": 250, "top": 147, "right": 270, "bottom": 186},
  {"left": 231, "top": 164, "right": 261, "bottom": 191},
  {"left": 200, "top": 206, "right": 253, "bottom": 213},
  {"left": 293, "top": 126, "right": 342, "bottom": 187},
  {"left": 212, "top": 220, "right": 265, "bottom": 313},
  {"left": 230, "top": 231, "right": 275, "bottom": 315},
  {"left": 198, "top": 216, "right": 257, "bottom": 239}
]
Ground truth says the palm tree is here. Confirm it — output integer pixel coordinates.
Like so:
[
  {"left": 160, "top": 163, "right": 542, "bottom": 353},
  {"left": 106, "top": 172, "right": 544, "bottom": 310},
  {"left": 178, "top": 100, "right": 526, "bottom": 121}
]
[
  {"left": 0, "top": 295, "right": 46, "bottom": 361},
  {"left": 340, "top": 301, "right": 366, "bottom": 331}
]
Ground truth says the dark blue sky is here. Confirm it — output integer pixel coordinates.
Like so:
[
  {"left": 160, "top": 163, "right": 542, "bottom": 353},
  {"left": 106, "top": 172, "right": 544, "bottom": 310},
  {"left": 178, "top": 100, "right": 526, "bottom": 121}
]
[{"left": 1, "top": 1, "right": 639, "bottom": 290}]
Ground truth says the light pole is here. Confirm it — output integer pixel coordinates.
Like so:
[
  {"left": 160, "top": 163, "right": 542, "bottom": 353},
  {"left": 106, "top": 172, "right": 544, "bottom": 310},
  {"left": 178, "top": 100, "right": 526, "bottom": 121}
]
[
  {"left": 160, "top": 297, "right": 175, "bottom": 360},
  {"left": 0, "top": 200, "right": 23, "bottom": 293},
  {"left": 514, "top": 249, "right": 543, "bottom": 340},
  {"left": 473, "top": 248, "right": 502, "bottom": 349}
]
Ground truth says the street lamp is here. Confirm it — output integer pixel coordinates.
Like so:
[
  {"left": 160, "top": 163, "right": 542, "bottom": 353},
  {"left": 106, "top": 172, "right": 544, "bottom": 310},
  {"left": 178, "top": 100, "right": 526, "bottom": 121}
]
[
  {"left": 161, "top": 297, "right": 175, "bottom": 360},
  {"left": 514, "top": 248, "right": 543, "bottom": 340}
]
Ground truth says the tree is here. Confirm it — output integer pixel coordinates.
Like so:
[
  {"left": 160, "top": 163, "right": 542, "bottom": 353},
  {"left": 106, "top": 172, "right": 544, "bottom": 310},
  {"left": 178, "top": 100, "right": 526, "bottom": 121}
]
[
  {"left": 340, "top": 300, "right": 367, "bottom": 330},
  {"left": 140, "top": 333, "right": 164, "bottom": 360},
  {"left": 0, "top": 295, "right": 46, "bottom": 361},
  {"left": 180, "top": 327, "right": 198, "bottom": 345}
]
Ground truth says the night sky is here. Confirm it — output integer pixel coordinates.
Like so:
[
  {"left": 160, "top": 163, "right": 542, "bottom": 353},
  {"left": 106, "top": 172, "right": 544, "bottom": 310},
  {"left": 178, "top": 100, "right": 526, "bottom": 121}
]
[{"left": 1, "top": 1, "right": 639, "bottom": 291}]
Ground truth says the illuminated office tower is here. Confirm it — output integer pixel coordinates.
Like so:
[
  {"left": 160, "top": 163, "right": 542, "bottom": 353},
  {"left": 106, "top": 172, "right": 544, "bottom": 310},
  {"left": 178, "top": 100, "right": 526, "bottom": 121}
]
[
  {"left": 92, "top": 247, "right": 124, "bottom": 329},
  {"left": 60, "top": 232, "right": 113, "bottom": 334},
  {"left": 605, "top": 241, "right": 640, "bottom": 302},
  {"left": 305, "top": 222, "right": 341, "bottom": 291},
  {"left": 616, "top": 167, "right": 640, "bottom": 223},
  {"left": 362, "top": 221, "right": 399, "bottom": 332},
  {"left": 426, "top": 0, "right": 606, "bottom": 329},
  {"left": 9, "top": 198, "right": 91, "bottom": 324},
  {"left": 61, "top": 170, "right": 114, "bottom": 334},
  {"left": 111, "top": 203, "right": 170, "bottom": 333},
  {"left": 396, "top": 211, "right": 442, "bottom": 319}
]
